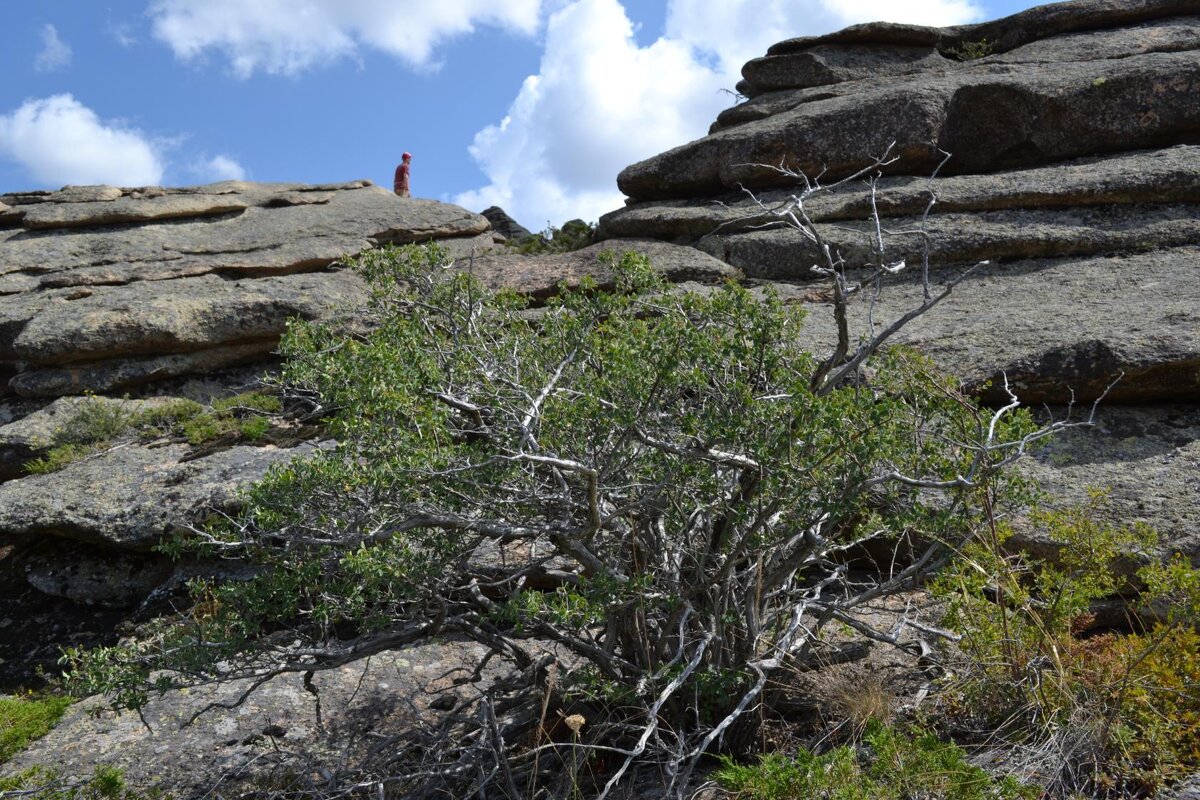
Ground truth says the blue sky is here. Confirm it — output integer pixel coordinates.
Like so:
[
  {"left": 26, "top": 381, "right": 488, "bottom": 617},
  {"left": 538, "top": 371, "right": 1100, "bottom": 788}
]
[{"left": 1, "top": 0, "right": 1044, "bottom": 228}]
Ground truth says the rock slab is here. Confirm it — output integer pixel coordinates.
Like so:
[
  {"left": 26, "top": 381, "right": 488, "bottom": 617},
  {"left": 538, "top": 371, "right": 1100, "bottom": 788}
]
[{"left": 0, "top": 181, "right": 493, "bottom": 397}]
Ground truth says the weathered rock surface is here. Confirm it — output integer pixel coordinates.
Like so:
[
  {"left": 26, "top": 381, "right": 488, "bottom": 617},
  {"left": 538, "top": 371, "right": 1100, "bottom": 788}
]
[
  {"left": 3, "top": 271, "right": 366, "bottom": 397},
  {"left": 0, "top": 442, "right": 318, "bottom": 549},
  {"left": 1018, "top": 404, "right": 1200, "bottom": 568},
  {"left": 456, "top": 239, "right": 740, "bottom": 299},
  {"left": 0, "top": 181, "right": 492, "bottom": 397},
  {"left": 481, "top": 205, "right": 533, "bottom": 241},
  {"left": 2, "top": 640, "right": 508, "bottom": 796},
  {"left": 780, "top": 248, "right": 1200, "bottom": 406}
]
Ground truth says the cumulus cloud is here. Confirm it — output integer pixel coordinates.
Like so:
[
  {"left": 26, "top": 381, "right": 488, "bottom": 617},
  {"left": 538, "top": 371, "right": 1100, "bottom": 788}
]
[
  {"left": 455, "top": 0, "right": 726, "bottom": 228},
  {"left": 666, "top": 0, "right": 982, "bottom": 75},
  {"left": 148, "top": 0, "right": 544, "bottom": 77},
  {"left": 457, "top": 0, "right": 983, "bottom": 226},
  {"left": 0, "top": 95, "right": 164, "bottom": 187},
  {"left": 201, "top": 154, "right": 248, "bottom": 181},
  {"left": 34, "top": 24, "right": 72, "bottom": 72}
]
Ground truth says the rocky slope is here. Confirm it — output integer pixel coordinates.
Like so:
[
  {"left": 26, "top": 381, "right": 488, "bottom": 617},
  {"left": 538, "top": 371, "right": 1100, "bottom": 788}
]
[
  {"left": 600, "top": 0, "right": 1199, "bottom": 568},
  {"left": 0, "top": 180, "right": 736, "bottom": 613},
  {"left": 3, "top": 0, "right": 1199, "bottom": 792}
]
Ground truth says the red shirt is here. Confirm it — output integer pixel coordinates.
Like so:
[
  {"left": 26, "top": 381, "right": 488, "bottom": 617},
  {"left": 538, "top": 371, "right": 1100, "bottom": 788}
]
[{"left": 394, "top": 162, "right": 410, "bottom": 196}]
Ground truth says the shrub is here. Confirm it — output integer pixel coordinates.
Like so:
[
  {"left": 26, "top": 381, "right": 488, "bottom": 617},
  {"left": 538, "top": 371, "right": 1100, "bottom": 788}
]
[
  {"left": 716, "top": 720, "right": 1034, "bottom": 800},
  {"left": 505, "top": 218, "right": 596, "bottom": 254},
  {"left": 934, "top": 492, "right": 1200, "bottom": 795},
  {"left": 945, "top": 38, "right": 994, "bottom": 61},
  {"left": 65, "top": 240, "right": 1053, "bottom": 797}
]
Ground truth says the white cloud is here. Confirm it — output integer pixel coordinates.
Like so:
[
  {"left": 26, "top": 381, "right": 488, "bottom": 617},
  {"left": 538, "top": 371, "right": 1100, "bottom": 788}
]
[
  {"left": 455, "top": 0, "right": 726, "bottom": 228},
  {"left": 457, "top": 0, "right": 983, "bottom": 227},
  {"left": 110, "top": 23, "right": 138, "bottom": 48},
  {"left": 34, "top": 24, "right": 72, "bottom": 72},
  {"left": 200, "top": 154, "right": 248, "bottom": 181},
  {"left": 0, "top": 95, "right": 164, "bottom": 187},
  {"left": 666, "top": 0, "right": 982, "bottom": 76},
  {"left": 148, "top": 0, "right": 544, "bottom": 77}
]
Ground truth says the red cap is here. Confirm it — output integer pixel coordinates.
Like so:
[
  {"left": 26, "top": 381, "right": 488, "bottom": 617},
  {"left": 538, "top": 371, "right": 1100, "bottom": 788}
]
[{"left": 402, "top": 152, "right": 412, "bottom": 160}]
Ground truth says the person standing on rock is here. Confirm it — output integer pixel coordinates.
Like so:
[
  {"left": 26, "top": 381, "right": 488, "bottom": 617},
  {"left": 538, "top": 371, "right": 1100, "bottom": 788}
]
[{"left": 394, "top": 152, "right": 412, "bottom": 197}]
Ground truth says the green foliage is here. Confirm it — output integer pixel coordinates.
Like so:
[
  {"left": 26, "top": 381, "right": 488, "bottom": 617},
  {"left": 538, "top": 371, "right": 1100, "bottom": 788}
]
[
  {"left": 129, "top": 399, "right": 206, "bottom": 437},
  {"left": 0, "top": 693, "right": 72, "bottom": 763},
  {"left": 24, "top": 444, "right": 99, "bottom": 475},
  {"left": 935, "top": 491, "right": 1200, "bottom": 793},
  {"left": 0, "top": 765, "right": 161, "bottom": 800},
  {"left": 717, "top": 721, "right": 1034, "bottom": 800},
  {"left": 505, "top": 218, "right": 596, "bottom": 253},
  {"left": 23, "top": 392, "right": 283, "bottom": 473},
  {"left": 24, "top": 399, "right": 132, "bottom": 474},
  {"left": 50, "top": 400, "right": 132, "bottom": 446},
  {"left": 946, "top": 38, "right": 994, "bottom": 60},
  {"left": 211, "top": 390, "right": 282, "bottom": 416},
  {"left": 66, "top": 243, "right": 1039, "bottom": 794}
]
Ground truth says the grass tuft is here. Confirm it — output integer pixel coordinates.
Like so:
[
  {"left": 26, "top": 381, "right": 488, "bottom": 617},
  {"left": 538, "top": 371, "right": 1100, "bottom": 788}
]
[{"left": 0, "top": 693, "right": 72, "bottom": 763}]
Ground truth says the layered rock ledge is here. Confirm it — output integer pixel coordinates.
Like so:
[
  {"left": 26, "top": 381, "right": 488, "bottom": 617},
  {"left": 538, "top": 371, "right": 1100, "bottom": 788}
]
[
  {"left": 600, "top": 0, "right": 1199, "bottom": 571},
  {"left": 0, "top": 180, "right": 495, "bottom": 399},
  {"left": 600, "top": 0, "right": 1200, "bottom": 409}
]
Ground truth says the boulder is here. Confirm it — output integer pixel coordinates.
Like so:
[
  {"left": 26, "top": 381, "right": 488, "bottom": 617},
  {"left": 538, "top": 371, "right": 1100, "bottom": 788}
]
[
  {"left": 1016, "top": 404, "right": 1200, "bottom": 569},
  {"left": 481, "top": 206, "right": 533, "bottom": 241},
  {"left": 619, "top": 51, "right": 1200, "bottom": 200},
  {"left": 2, "top": 640, "right": 508, "bottom": 797},
  {"left": 741, "top": 44, "right": 950, "bottom": 94},
  {"left": 0, "top": 442, "right": 317, "bottom": 550},
  {"left": 456, "top": 239, "right": 739, "bottom": 299}
]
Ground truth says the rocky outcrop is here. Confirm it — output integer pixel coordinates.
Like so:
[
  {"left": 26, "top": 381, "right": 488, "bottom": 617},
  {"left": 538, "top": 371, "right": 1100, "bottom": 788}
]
[
  {"left": 4, "top": 640, "right": 507, "bottom": 796},
  {"left": 0, "top": 181, "right": 500, "bottom": 610},
  {"left": 455, "top": 239, "right": 739, "bottom": 299},
  {"left": 601, "top": 0, "right": 1200, "bottom": 571},
  {"left": 0, "top": 442, "right": 323, "bottom": 551},
  {"left": 601, "top": 0, "right": 1200, "bottom": 409},
  {"left": 481, "top": 205, "right": 533, "bottom": 241},
  {"left": 0, "top": 180, "right": 493, "bottom": 398}
]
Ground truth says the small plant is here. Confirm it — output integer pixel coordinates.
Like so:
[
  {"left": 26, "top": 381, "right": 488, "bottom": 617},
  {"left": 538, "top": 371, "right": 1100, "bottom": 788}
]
[
  {"left": 23, "top": 392, "right": 284, "bottom": 474},
  {"left": 717, "top": 720, "right": 1034, "bottom": 800},
  {"left": 505, "top": 218, "right": 596, "bottom": 254},
  {"left": 823, "top": 668, "right": 896, "bottom": 738},
  {"left": 945, "top": 38, "right": 994, "bottom": 61},
  {"left": 51, "top": 400, "right": 131, "bottom": 446},
  {"left": 934, "top": 491, "right": 1200, "bottom": 794},
  {"left": 0, "top": 693, "right": 72, "bottom": 762},
  {"left": 25, "top": 443, "right": 98, "bottom": 475},
  {"left": 0, "top": 765, "right": 162, "bottom": 800}
]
